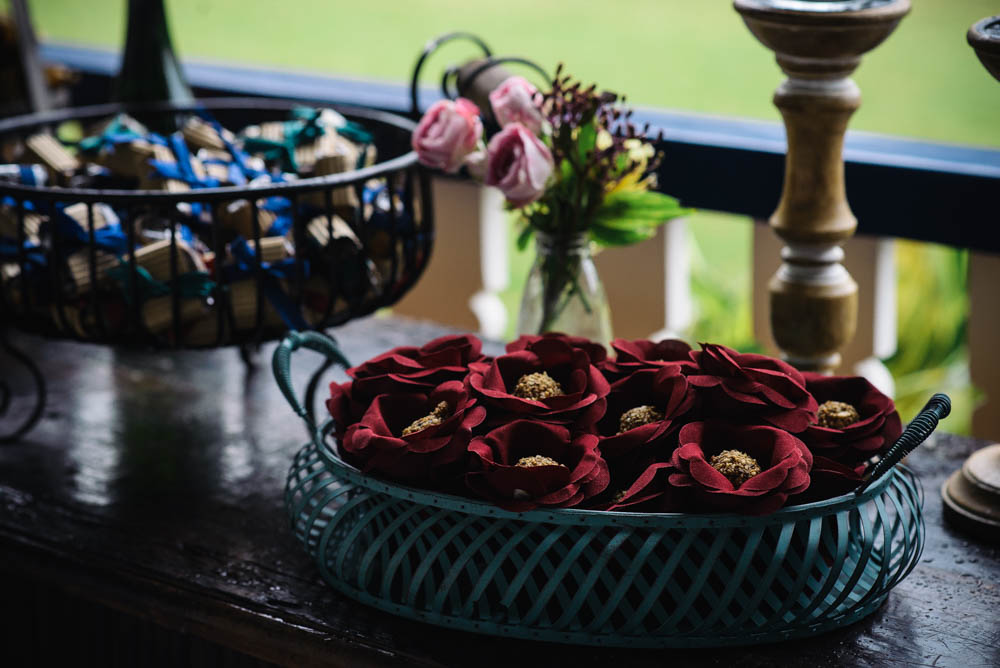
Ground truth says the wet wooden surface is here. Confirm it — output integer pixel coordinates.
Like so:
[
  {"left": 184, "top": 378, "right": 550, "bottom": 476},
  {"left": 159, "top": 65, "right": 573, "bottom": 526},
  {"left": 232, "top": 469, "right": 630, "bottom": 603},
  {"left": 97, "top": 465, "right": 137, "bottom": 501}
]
[{"left": 1, "top": 316, "right": 998, "bottom": 667}]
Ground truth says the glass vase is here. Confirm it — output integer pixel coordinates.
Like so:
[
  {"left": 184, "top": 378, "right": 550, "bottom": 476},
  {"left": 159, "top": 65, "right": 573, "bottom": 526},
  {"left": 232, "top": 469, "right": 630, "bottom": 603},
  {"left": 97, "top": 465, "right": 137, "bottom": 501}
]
[{"left": 516, "top": 231, "right": 612, "bottom": 343}]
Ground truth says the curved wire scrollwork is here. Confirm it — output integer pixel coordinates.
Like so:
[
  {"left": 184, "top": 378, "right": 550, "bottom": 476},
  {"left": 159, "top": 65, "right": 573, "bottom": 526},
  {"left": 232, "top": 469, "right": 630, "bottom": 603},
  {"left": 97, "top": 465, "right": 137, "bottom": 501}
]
[
  {"left": 410, "top": 32, "right": 493, "bottom": 117},
  {"left": 410, "top": 32, "right": 550, "bottom": 117},
  {"left": 443, "top": 56, "right": 551, "bottom": 105},
  {"left": 0, "top": 329, "right": 46, "bottom": 443}
]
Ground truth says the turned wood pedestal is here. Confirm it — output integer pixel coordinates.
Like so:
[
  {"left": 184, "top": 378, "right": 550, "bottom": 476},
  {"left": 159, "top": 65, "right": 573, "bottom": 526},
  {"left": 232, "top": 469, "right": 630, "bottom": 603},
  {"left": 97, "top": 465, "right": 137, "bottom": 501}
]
[{"left": 734, "top": 0, "right": 909, "bottom": 372}]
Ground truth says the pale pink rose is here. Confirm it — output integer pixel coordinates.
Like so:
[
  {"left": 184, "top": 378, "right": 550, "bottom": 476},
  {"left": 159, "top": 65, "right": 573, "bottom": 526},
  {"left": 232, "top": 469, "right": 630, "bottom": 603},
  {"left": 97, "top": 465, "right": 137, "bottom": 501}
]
[
  {"left": 411, "top": 98, "right": 483, "bottom": 173},
  {"left": 489, "top": 76, "right": 545, "bottom": 135},
  {"left": 485, "top": 123, "right": 554, "bottom": 208}
]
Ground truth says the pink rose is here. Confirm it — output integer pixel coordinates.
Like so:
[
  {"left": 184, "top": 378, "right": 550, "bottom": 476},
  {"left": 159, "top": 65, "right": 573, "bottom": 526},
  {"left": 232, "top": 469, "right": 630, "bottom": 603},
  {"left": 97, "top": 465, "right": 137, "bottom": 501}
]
[
  {"left": 411, "top": 98, "right": 483, "bottom": 173},
  {"left": 489, "top": 75, "right": 545, "bottom": 135},
  {"left": 485, "top": 123, "right": 554, "bottom": 208}
]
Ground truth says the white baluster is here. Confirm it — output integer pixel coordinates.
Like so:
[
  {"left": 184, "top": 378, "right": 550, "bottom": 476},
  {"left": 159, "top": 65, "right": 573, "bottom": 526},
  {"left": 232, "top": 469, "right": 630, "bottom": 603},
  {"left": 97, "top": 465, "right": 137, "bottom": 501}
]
[
  {"left": 649, "top": 217, "right": 692, "bottom": 342},
  {"left": 468, "top": 187, "right": 509, "bottom": 340}
]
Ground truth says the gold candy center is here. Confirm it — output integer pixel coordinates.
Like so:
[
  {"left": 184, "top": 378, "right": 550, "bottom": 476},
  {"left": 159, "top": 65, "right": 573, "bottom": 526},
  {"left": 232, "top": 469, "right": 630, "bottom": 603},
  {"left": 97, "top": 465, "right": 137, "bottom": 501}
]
[
  {"left": 618, "top": 405, "right": 664, "bottom": 434},
  {"left": 816, "top": 400, "right": 860, "bottom": 429},
  {"left": 512, "top": 371, "right": 564, "bottom": 400},
  {"left": 710, "top": 449, "right": 762, "bottom": 488},
  {"left": 516, "top": 455, "right": 564, "bottom": 468},
  {"left": 401, "top": 401, "right": 450, "bottom": 436}
]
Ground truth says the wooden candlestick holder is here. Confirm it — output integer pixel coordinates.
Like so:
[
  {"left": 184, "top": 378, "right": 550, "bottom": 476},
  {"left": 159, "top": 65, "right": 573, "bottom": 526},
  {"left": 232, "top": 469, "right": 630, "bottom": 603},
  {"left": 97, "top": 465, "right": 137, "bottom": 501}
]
[
  {"left": 940, "top": 16, "right": 1000, "bottom": 543},
  {"left": 734, "top": 0, "right": 909, "bottom": 371}
]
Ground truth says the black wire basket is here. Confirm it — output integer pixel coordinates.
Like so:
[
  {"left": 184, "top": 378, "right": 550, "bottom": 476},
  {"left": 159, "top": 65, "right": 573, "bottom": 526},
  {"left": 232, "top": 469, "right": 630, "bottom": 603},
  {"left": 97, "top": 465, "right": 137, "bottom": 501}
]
[
  {"left": 0, "top": 96, "right": 431, "bottom": 442},
  {"left": 0, "top": 97, "right": 432, "bottom": 348}
]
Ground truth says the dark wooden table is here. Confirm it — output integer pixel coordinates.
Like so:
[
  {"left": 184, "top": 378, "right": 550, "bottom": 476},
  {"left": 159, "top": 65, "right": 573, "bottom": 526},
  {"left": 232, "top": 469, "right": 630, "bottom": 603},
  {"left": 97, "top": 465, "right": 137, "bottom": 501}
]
[{"left": 1, "top": 316, "right": 998, "bottom": 667}]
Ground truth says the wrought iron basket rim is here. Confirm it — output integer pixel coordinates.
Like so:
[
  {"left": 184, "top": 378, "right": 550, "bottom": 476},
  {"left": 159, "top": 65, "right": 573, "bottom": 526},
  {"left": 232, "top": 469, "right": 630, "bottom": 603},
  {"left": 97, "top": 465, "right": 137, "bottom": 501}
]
[
  {"left": 0, "top": 97, "right": 420, "bottom": 203},
  {"left": 307, "top": 417, "right": 913, "bottom": 529}
]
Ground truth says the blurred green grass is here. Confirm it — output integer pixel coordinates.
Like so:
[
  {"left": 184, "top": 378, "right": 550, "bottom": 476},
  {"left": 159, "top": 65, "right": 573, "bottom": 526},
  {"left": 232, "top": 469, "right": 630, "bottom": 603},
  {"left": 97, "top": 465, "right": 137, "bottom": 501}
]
[
  {"left": 29, "top": 0, "right": 992, "bottom": 433},
  {"left": 28, "top": 0, "right": 1000, "bottom": 146}
]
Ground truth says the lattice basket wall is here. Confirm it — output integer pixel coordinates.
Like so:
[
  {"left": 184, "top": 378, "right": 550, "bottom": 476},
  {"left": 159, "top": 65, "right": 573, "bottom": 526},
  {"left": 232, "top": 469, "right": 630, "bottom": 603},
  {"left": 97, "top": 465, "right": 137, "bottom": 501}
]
[{"left": 284, "top": 420, "right": 925, "bottom": 648}]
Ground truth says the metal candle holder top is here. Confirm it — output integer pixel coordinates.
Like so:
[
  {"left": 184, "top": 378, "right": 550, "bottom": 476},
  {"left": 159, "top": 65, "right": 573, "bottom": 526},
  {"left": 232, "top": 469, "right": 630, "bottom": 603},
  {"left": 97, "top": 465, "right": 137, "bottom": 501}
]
[
  {"left": 734, "top": 0, "right": 909, "bottom": 372},
  {"left": 968, "top": 15, "right": 1000, "bottom": 82}
]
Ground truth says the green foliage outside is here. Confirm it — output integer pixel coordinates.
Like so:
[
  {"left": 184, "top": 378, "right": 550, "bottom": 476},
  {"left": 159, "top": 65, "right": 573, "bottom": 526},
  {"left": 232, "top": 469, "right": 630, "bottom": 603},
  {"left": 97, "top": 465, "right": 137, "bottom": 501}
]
[{"left": 29, "top": 0, "right": 994, "bottom": 433}]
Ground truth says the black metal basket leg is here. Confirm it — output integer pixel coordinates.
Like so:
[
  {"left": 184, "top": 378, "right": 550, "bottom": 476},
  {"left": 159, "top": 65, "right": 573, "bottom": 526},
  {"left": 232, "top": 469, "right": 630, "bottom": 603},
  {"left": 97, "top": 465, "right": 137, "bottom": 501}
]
[{"left": 0, "top": 327, "right": 46, "bottom": 443}]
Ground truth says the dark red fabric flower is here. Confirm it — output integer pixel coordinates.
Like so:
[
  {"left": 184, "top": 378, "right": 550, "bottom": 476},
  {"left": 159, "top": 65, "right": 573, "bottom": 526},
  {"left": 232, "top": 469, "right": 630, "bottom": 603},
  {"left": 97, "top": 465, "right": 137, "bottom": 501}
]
[
  {"left": 589, "top": 453, "right": 680, "bottom": 512},
  {"left": 507, "top": 332, "right": 608, "bottom": 364},
  {"left": 668, "top": 421, "right": 813, "bottom": 515},
  {"left": 466, "top": 420, "right": 610, "bottom": 511},
  {"left": 596, "top": 366, "right": 695, "bottom": 461},
  {"left": 340, "top": 381, "right": 486, "bottom": 486},
  {"left": 327, "top": 334, "right": 485, "bottom": 435},
  {"left": 791, "top": 455, "right": 864, "bottom": 505},
  {"left": 687, "top": 343, "right": 817, "bottom": 433},
  {"left": 468, "top": 337, "right": 610, "bottom": 426},
  {"left": 801, "top": 373, "right": 903, "bottom": 465},
  {"left": 601, "top": 338, "right": 694, "bottom": 382}
]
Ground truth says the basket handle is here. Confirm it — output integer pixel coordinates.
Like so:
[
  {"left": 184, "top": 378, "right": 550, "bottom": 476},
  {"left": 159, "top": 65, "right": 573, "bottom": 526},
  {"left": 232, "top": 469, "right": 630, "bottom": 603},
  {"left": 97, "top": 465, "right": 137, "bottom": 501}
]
[
  {"left": 271, "top": 330, "right": 351, "bottom": 434},
  {"left": 856, "top": 392, "right": 950, "bottom": 494}
]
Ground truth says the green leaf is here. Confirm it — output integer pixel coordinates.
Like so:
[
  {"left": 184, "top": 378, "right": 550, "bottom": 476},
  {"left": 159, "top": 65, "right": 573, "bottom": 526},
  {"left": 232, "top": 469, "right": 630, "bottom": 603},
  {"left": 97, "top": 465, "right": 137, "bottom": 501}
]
[
  {"left": 588, "top": 224, "right": 656, "bottom": 246},
  {"left": 587, "top": 190, "right": 692, "bottom": 247},
  {"left": 516, "top": 224, "right": 535, "bottom": 251},
  {"left": 595, "top": 190, "right": 690, "bottom": 223},
  {"left": 559, "top": 157, "right": 574, "bottom": 183},
  {"left": 576, "top": 120, "right": 597, "bottom": 165}
]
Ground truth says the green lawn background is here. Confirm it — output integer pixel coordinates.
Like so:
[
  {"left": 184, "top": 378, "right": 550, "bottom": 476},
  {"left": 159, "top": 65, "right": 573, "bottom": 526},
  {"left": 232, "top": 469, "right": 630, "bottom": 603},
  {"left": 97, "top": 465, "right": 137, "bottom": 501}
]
[{"left": 29, "top": 0, "right": 996, "bottom": 432}]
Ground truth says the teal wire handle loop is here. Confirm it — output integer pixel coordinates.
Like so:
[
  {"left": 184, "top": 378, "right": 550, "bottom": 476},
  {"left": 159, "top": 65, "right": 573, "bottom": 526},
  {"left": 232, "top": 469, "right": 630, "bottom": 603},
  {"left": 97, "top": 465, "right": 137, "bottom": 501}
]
[
  {"left": 857, "top": 393, "right": 951, "bottom": 494},
  {"left": 272, "top": 330, "right": 351, "bottom": 434}
]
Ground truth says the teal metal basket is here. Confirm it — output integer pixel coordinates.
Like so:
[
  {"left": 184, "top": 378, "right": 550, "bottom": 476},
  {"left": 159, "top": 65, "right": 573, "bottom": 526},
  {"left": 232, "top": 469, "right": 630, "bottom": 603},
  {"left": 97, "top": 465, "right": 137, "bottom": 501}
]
[{"left": 275, "top": 332, "right": 946, "bottom": 648}]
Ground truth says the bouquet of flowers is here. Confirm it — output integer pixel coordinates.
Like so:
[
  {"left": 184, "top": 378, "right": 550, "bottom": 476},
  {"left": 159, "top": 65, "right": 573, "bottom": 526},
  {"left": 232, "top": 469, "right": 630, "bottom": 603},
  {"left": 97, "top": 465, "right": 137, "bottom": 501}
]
[
  {"left": 411, "top": 67, "right": 689, "bottom": 336},
  {"left": 327, "top": 332, "right": 902, "bottom": 515}
]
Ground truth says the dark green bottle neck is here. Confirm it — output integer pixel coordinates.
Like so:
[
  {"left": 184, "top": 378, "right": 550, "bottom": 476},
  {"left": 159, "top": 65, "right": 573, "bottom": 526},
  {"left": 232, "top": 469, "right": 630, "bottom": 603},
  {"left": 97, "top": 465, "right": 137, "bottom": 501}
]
[{"left": 114, "top": 0, "right": 193, "bottom": 106}]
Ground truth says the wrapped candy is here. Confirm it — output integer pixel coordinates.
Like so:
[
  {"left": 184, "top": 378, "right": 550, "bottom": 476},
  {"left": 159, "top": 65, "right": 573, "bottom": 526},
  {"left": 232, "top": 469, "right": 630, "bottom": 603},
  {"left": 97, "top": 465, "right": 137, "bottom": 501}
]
[
  {"left": 0, "top": 201, "right": 43, "bottom": 246},
  {"left": 1, "top": 105, "right": 385, "bottom": 343},
  {"left": 216, "top": 198, "right": 280, "bottom": 239},
  {"left": 61, "top": 203, "right": 124, "bottom": 294},
  {"left": 24, "top": 134, "right": 79, "bottom": 184},
  {"left": 182, "top": 116, "right": 235, "bottom": 152}
]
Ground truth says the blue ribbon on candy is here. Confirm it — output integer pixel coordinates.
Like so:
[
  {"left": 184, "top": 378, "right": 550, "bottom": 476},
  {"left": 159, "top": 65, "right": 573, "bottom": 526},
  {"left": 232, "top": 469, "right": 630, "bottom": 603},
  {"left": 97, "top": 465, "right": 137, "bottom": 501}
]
[
  {"left": 18, "top": 165, "right": 39, "bottom": 186},
  {"left": 148, "top": 132, "right": 222, "bottom": 189},
  {"left": 224, "top": 236, "right": 309, "bottom": 330},
  {"left": 194, "top": 111, "right": 270, "bottom": 182},
  {"left": 50, "top": 205, "right": 129, "bottom": 256},
  {"left": 260, "top": 196, "right": 294, "bottom": 237},
  {"left": 0, "top": 240, "right": 45, "bottom": 267}
]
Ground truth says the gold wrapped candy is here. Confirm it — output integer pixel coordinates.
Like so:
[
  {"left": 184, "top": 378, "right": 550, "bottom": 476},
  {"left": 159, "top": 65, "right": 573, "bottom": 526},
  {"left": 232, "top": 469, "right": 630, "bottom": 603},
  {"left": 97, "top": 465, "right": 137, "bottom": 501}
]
[
  {"left": 216, "top": 198, "right": 279, "bottom": 239},
  {"left": 24, "top": 133, "right": 79, "bottom": 184},
  {"left": 141, "top": 294, "right": 208, "bottom": 334},
  {"left": 0, "top": 203, "right": 43, "bottom": 246},
  {"left": 133, "top": 238, "right": 207, "bottom": 281},
  {"left": 94, "top": 138, "right": 155, "bottom": 180},
  {"left": 227, "top": 278, "right": 286, "bottom": 331},
  {"left": 182, "top": 116, "right": 235, "bottom": 152},
  {"left": 62, "top": 203, "right": 122, "bottom": 294},
  {"left": 299, "top": 213, "right": 360, "bottom": 249}
]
